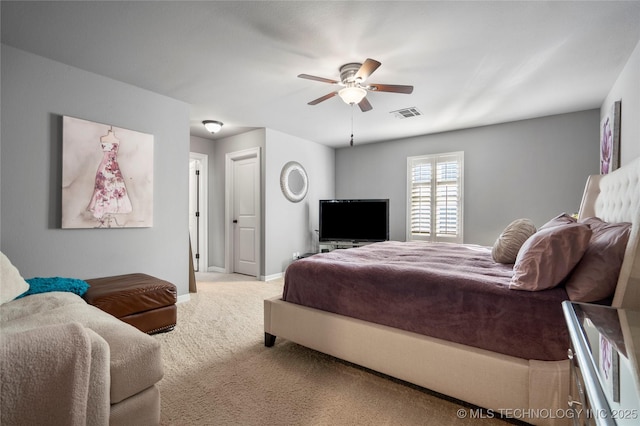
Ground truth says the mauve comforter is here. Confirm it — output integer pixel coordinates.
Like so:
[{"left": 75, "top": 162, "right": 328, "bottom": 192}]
[{"left": 283, "top": 241, "right": 570, "bottom": 361}]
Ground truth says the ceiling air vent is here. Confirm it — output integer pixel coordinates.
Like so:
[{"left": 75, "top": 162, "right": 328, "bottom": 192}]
[{"left": 391, "top": 107, "right": 422, "bottom": 119}]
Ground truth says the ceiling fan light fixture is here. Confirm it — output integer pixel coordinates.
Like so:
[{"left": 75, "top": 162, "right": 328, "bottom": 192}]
[
  {"left": 202, "top": 120, "right": 223, "bottom": 134},
  {"left": 338, "top": 87, "right": 367, "bottom": 105}
]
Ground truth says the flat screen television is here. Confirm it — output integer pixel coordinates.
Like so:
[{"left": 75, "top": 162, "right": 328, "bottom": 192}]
[{"left": 319, "top": 199, "right": 389, "bottom": 243}]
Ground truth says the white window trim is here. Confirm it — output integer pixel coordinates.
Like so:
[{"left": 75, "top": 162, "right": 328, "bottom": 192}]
[{"left": 406, "top": 151, "right": 464, "bottom": 243}]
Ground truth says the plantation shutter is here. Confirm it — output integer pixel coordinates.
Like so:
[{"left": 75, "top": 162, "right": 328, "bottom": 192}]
[
  {"left": 407, "top": 152, "right": 463, "bottom": 243},
  {"left": 409, "top": 158, "right": 433, "bottom": 239}
]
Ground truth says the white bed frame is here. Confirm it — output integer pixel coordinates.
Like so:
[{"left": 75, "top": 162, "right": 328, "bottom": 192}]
[{"left": 264, "top": 157, "right": 640, "bottom": 426}]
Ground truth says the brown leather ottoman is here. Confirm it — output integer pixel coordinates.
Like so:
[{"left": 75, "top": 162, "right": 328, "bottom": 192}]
[{"left": 83, "top": 273, "right": 177, "bottom": 334}]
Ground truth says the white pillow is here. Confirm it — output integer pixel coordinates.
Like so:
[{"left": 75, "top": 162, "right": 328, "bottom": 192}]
[{"left": 1, "top": 252, "right": 30, "bottom": 304}]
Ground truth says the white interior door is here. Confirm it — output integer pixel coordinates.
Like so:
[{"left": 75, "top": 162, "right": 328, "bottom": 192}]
[
  {"left": 232, "top": 156, "right": 259, "bottom": 276},
  {"left": 188, "top": 152, "right": 208, "bottom": 273},
  {"left": 188, "top": 159, "right": 199, "bottom": 271}
]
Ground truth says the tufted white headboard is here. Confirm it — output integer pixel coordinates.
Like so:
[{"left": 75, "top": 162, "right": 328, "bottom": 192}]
[{"left": 578, "top": 156, "right": 640, "bottom": 309}]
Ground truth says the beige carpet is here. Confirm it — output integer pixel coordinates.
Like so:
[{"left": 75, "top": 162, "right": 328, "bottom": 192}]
[{"left": 154, "top": 279, "right": 516, "bottom": 425}]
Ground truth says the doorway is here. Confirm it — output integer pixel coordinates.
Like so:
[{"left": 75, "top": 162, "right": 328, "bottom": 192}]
[
  {"left": 189, "top": 152, "right": 208, "bottom": 272},
  {"left": 225, "top": 147, "right": 261, "bottom": 278}
]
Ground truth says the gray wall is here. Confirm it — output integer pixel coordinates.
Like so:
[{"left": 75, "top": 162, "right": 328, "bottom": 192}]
[
  {"left": 602, "top": 39, "right": 640, "bottom": 165},
  {"left": 264, "top": 128, "right": 335, "bottom": 278},
  {"left": 335, "top": 110, "right": 600, "bottom": 246},
  {"left": 1, "top": 45, "right": 191, "bottom": 295}
]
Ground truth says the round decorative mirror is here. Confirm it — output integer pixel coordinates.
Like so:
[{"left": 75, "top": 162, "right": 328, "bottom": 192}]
[{"left": 280, "top": 161, "right": 308, "bottom": 203}]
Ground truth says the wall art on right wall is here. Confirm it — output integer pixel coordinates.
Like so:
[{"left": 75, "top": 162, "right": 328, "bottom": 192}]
[{"left": 600, "top": 100, "right": 621, "bottom": 175}]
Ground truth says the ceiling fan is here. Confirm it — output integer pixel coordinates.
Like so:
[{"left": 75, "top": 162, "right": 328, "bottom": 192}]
[{"left": 298, "top": 58, "right": 413, "bottom": 112}]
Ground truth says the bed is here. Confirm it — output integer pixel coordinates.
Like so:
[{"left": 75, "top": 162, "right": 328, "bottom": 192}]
[{"left": 264, "top": 157, "right": 640, "bottom": 426}]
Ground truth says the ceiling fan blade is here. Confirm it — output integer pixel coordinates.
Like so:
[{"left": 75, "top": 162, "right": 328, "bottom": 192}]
[
  {"left": 358, "top": 97, "right": 373, "bottom": 112},
  {"left": 369, "top": 84, "right": 413, "bottom": 94},
  {"left": 355, "top": 58, "right": 381, "bottom": 81},
  {"left": 298, "top": 74, "right": 339, "bottom": 85},
  {"left": 308, "top": 92, "right": 338, "bottom": 105}
]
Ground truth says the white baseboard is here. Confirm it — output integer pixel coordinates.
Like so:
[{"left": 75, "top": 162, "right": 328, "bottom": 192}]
[
  {"left": 177, "top": 293, "right": 191, "bottom": 304},
  {"left": 263, "top": 272, "right": 283, "bottom": 282},
  {"left": 206, "top": 265, "right": 226, "bottom": 273}
]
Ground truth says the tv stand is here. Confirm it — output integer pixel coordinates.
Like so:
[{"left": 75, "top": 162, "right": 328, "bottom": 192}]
[{"left": 319, "top": 242, "right": 371, "bottom": 252}]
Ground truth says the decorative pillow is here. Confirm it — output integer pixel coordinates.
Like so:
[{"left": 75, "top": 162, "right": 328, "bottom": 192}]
[
  {"left": 18, "top": 277, "right": 90, "bottom": 299},
  {"left": 510, "top": 223, "right": 592, "bottom": 291},
  {"left": 0, "top": 251, "right": 30, "bottom": 304},
  {"left": 539, "top": 213, "right": 577, "bottom": 230},
  {"left": 564, "top": 217, "right": 632, "bottom": 302},
  {"left": 492, "top": 218, "right": 537, "bottom": 264}
]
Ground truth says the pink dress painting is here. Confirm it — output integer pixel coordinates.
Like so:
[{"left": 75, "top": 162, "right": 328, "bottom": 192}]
[
  {"left": 600, "top": 116, "right": 612, "bottom": 174},
  {"left": 87, "top": 129, "right": 133, "bottom": 222}
]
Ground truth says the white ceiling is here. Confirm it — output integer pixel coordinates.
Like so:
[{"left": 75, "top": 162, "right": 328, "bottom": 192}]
[{"left": 2, "top": 1, "right": 639, "bottom": 148}]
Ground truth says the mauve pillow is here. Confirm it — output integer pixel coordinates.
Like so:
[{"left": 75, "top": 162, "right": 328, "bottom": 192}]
[
  {"left": 510, "top": 223, "right": 592, "bottom": 291},
  {"left": 492, "top": 218, "right": 537, "bottom": 264},
  {"left": 564, "top": 217, "right": 631, "bottom": 302},
  {"left": 539, "top": 213, "right": 577, "bottom": 230}
]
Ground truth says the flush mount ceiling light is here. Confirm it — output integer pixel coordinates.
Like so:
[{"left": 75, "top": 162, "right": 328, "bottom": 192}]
[{"left": 202, "top": 120, "right": 223, "bottom": 134}]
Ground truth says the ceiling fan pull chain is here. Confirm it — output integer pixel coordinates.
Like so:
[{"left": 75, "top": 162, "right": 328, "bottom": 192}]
[{"left": 350, "top": 104, "right": 354, "bottom": 146}]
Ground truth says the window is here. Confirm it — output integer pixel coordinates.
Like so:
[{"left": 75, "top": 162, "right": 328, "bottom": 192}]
[{"left": 407, "top": 152, "right": 464, "bottom": 243}]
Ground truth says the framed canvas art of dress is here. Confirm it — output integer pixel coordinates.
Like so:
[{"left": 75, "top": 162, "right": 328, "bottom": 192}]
[
  {"left": 62, "top": 116, "right": 154, "bottom": 228},
  {"left": 600, "top": 100, "right": 621, "bottom": 175}
]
